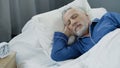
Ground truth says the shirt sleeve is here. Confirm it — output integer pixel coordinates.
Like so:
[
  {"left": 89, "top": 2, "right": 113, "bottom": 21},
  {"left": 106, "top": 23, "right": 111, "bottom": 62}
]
[
  {"left": 51, "top": 32, "right": 81, "bottom": 61},
  {"left": 103, "top": 12, "right": 120, "bottom": 27}
]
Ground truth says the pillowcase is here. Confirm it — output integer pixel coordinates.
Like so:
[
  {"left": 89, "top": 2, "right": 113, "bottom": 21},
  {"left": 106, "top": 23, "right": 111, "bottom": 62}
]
[
  {"left": 58, "top": 0, "right": 91, "bottom": 13},
  {"left": 22, "top": 0, "right": 107, "bottom": 57},
  {"left": 89, "top": 7, "right": 107, "bottom": 21}
]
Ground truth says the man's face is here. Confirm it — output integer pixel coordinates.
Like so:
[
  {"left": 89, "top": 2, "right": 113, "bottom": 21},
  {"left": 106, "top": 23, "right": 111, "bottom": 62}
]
[{"left": 63, "top": 8, "right": 90, "bottom": 37}]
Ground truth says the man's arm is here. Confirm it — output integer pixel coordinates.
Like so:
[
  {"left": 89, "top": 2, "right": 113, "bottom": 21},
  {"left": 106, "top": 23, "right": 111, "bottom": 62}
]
[{"left": 51, "top": 32, "right": 81, "bottom": 61}]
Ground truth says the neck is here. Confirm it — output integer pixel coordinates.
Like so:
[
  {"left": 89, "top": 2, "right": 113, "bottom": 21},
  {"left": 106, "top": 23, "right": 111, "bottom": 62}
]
[
  {"left": 83, "top": 21, "right": 92, "bottom": 37},
  {"left": 83, "top": 31, "right": 89, "bottom": 37},
  {"left": 82, "top": 27, "right": 90, "bottom": 37}
]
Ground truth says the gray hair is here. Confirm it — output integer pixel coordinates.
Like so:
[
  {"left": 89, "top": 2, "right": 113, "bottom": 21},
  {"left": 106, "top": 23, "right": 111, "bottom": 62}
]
[{"left": 62, "top": 7, "right": 87, "bottom": 23}]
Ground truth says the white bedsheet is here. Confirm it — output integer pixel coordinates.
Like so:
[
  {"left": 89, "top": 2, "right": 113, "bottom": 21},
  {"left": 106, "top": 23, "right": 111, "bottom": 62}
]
[
  {"left": 58, "top": 29, "right": 120, "bottom": 68},
  {"left": 10, "top": 29, "right": 120, "bottom": 68}
]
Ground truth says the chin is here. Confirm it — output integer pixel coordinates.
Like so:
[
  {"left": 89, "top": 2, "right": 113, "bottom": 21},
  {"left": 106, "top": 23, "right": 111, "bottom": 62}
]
[
  {"left": 75, "top": 28, "right": 87, "bottom": 37},
  {"left": 76, "top": 32, "right": 83, "bottom": 37}
]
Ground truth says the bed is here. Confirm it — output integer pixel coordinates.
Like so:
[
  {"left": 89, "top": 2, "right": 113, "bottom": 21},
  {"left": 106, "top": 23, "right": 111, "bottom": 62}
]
[{"left": 9, "top": 0, "right": 120, "bottom": 68}]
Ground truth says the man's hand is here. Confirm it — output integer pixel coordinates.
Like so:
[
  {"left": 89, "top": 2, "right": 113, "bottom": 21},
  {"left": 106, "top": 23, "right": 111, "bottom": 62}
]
[{"left": 63, "top": 25, "right": 74, "bottom": 37}]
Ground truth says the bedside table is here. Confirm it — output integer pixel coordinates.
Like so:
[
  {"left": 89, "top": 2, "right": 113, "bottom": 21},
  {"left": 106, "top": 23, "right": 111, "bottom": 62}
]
[{"left": 0, "top": 52, "right": 17, "bottom": 68}]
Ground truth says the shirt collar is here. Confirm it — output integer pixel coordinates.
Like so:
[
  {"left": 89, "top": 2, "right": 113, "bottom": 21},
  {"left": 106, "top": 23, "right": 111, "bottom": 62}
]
[{"left": 92, "top": 18, "right": 100, "bottom": 23}]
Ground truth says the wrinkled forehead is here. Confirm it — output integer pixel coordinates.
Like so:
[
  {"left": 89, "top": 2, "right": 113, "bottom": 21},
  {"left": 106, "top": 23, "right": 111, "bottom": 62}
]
[{"left": 64, "top": 8, "right": 78, "bottom": 17}]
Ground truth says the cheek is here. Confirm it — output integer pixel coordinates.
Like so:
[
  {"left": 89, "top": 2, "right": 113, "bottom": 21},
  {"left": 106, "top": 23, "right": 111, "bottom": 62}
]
[{"left": 81, "top": 18, "right": 89, "bottom": 26}]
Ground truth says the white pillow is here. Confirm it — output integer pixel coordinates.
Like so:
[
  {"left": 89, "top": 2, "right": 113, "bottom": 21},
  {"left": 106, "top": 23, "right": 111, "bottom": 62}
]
[
  {"left": 89, "top": 7, "right": 107, "bottom": 21},
  {"left": 22, "top": 0, "right": 107, "bottom": 57},
  {"left": 58, "top": 0, "right": 91, "bottom": 13}
]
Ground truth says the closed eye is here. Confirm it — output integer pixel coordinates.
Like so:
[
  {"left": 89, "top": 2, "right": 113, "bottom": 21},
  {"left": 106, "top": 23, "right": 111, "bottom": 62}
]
[{"left": 71, "top": 14, "right": 78, "bottom": 19}]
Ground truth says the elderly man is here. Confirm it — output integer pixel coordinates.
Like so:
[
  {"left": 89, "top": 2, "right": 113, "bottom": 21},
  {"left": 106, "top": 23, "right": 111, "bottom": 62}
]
[{"left": 51, "top": 7, "right": 120, "bottom": 61}]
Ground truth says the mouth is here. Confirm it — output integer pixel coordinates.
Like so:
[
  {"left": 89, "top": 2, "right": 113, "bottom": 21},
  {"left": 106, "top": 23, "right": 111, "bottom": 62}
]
[{"left": 75, "top": 24, "right": 82, "bottom": 32}]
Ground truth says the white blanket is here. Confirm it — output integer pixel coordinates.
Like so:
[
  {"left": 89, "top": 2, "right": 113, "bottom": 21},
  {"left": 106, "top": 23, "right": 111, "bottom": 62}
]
[
  {"left": 58, "top": 29, "right": 120, "bottom": 68},
  {"left": 11, "top": 29, "right": 120, "bottom": 68}
]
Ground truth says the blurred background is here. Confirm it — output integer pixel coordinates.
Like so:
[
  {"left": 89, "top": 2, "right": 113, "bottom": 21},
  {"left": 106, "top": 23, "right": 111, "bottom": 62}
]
[{"left": 0, "top": 0, "right": 120, "bottom": 42}]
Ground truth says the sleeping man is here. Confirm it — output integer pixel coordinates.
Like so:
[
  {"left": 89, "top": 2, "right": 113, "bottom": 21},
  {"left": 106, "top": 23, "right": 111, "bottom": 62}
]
[{"left": 51, "top": 7, "right": 120, "bottom": 61}]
